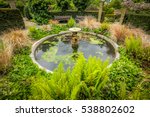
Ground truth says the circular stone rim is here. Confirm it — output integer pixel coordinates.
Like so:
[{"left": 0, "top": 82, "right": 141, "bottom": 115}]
[{"left": 30, "top": 31, "right": 120, "bottom": 73}]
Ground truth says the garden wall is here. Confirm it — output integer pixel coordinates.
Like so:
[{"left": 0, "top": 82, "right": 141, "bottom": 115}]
[{"left": 0, "top": 8, "right": 25, "bottom": 34}]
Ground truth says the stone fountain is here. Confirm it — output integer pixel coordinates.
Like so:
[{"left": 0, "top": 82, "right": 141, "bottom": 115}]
[{"left": 69, "top": 27, "right": 81, "bottom": 53}]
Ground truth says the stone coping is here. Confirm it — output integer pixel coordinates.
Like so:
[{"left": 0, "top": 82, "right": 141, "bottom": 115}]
[{"left": 30, "top": 31, "right": 120, "bottom": 73}]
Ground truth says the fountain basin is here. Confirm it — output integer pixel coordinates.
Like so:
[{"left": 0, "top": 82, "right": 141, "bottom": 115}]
[{"left": 30, "top": 31, "right": 119, "bottom": 73}]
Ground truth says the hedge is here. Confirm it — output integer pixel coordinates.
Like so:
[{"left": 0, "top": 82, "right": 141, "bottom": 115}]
[
  {"left": 104, "top": 13, "right": 150, "bottom": 31},
  {"left": 0, "top": 8, "right": 25, "bottom": 34},
  {"left": 124, "top": 13, "right": 150, "bottom": 31}
]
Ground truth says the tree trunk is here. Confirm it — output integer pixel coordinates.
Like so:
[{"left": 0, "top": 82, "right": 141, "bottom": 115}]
[
  {"left": 7, "top": 0, "right": 16, "bottom": 9},
  {"left": 98, "top": 1, "right": 104, "bottom": 22},
  {"left": 119, "top": 8, "right": 127, "bottom": 24}
]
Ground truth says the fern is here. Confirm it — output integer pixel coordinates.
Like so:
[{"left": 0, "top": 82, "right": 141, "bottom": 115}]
[
  {"left": 125, "top": 36, "right": 142, "bottom": 58},
  {"left": 31, "top": 55, "right": 110, "bottom": 100},
  {"left": 119, "top": 81, "right": 126, "bottom": 100},
  {"left": 71, "top": 81, "right": 90, "bottom": 100}
]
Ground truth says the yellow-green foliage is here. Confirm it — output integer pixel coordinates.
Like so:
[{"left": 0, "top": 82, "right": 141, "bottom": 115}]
[
  {"left": 125, "top": 36, "right": 150, "bottom": 68},
  {"left": 125, "top": 36, "right": 142, "bottom": 57},
  {"left": 100, "top": 23, "right": 110, "bottom": 31},
  {"left": 67, "top": 17, "right": 76, "bottom": 28},
  {"left": 31, "top": 54, "right": 109, "bottom": 100}
]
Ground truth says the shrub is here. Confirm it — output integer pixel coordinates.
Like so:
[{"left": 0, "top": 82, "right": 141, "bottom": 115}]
[
  {"left": 73, "top": 0, "right": 91, "bottom": 11},
  {"left": 28, "top": 0, "right": 49, "bottom": 24},
  {"left": 56, "top": 0, "right": 72, "bottom": 11},
  {"left": 79, "top": 16, "right": 100, "bottom": 30},
  {"left": 125, "top": 36, "right": 143, "bottom": 58},
  {"left": 0, "top": 47, "right": 51, "bottom": 99},
  {"left": 0, "top": 0, "right": 9, "bottom": 8},
  {"left": 109, "top": 0, "right": 122, "bottom": 9},
  {"left": 29, "top": 27, "right": 49, "bottom": 40},
  {"left": 24, "top": 4, "right": 32, "bottom": 20},
  {"left": 104, "top": 5, "right": 114, "bottom": 14},
  {"left": 67, "top": 17, "right": 76, "bottom": 27},
  {"left": 29, "top": 25, "right": 68, "bottom": 40},
  {"left": 31, "top": 55, "right": 110, "bottom": 100},
  {"left": 100, "top": 23, "right": 110, "bottom": 31},
  {"left": 93, "top": 23, "right": 110, "bottom": 36},
  {"left": 107, "top": 56, "right": 143, "bottom": 99},
  {"left": 125, "top": 36, "right": 150, "bottom": 68}
]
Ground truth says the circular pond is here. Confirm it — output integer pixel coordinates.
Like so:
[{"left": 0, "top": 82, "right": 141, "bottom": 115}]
[{"left": 31, "top": 31, "right": 119, "bottom": 72}]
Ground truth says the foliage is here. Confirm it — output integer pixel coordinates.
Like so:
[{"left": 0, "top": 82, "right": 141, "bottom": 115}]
[
  {"left": 93, "top": 22, "right": 110, "bottom": 36},
  {"left": 125, "top": 36, "right": 150, "bottom": 69},
  {"left": 124, "top": 13, "right": 150, "bottom": 31},
  {"left": 29, "top": 25, "right": 68, "bottom": 40},
  {"left": 24, "top": 3, "right": 32, "bottom": 19},
  {"left": 104, "top": 5, "right": 114, "bottom": 14},
  {"left": 125, "top": 36, "right": 142, "bottom": 58},
  {"left": 31, "top": 55, "right": 110, "bottom": 100},
  {"left": 129, "top": 78, "right": 150, "bottom": 99},
  {"left": 109, "top": 0, "right": 122, "bottom": 9},
  {"left": 56, "top": 0, "right": 73, "bottom": 11},
  {"left": 73, "top": 0, "right": 92, "bottom": 11},
  {"left": 0, "top": 47, "right": 51, "bottom": 99},
  {"left": 28, "top": 0, "right": 50, "bottom": 24},
  {"left": 67, "top": 17, "right": 76, "bottom": 27},
  {"left": 0, "top": 0, "right": 9, "bottom": 8},
  {"left": 107, "top": 55, "right": 143, "bottom": 99}
]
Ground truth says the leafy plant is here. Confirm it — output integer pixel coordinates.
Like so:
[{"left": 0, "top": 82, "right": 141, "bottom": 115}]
[
  {"left": 73, "top": 0, "right": 92, "bottom": 11},
  {"left": 67, "top": 17, "right": 76, "bottom": 28},
  {"left": 0, "top": 47, "right": 51, "bottom": 100},
  {"left": 24, "top": 3, "right": 32, "bottom": 19},
  {"left": 56, "top": 0, "right": 72, "bottom": 11},
  {"left": 31, "top": 54, "right": 110, "bottom": 100},
  {"left": 28, "top": 0, "right": 50, "bottom": 24},
  {"left": 107, "top": 55, "right": 143, "bottom": 99},
  {"left": 125, "top": 36, "right": 150, "bottom": 69},
  {"left": 125, "top": 36, "right": 142, "bottom": 58},
  {"left": 29, "top": 25, "right": 68, "bottom": 40}
]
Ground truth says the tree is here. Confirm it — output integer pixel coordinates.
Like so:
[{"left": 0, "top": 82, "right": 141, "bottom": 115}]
[
  {"left": 73, "top": 0, "right": 92, "bottom": 11},
  {"left": 56, "top": 0, "right": 71, "bottom": 11}
]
